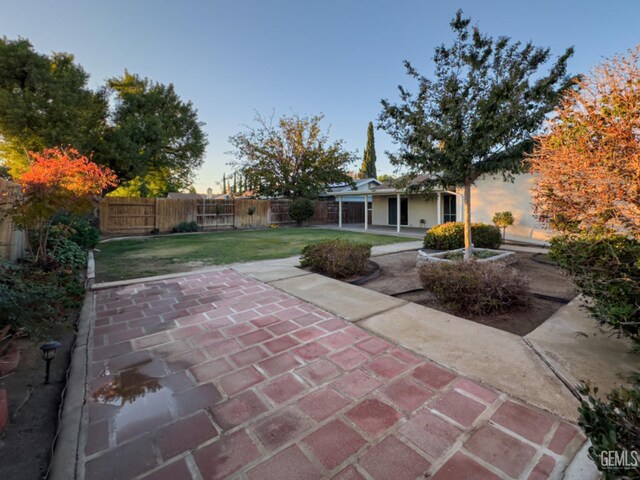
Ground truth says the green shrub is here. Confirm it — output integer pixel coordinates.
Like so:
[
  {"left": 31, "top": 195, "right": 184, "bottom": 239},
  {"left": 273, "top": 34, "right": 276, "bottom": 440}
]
[
  {"left": 48, "top": 235, "right": 87, "bottom": 270},
  {"left": 423, "top": 222, "right": 502, "bottom": 250},
  {"left": 418, "top": 261, "right": 530, "bottom": 315},
  {"left": 550, "top": 233, "right": 640, "bottom": 346},
  {"left": 52, "top": 214, "right": 100, "bottom": 249},
  {"left": 289, "top": 198, "right": 315, "bottom": 226},
  {"left": 578, "top": 375, "right": 640, "bottom": 478},
  {"left": 300, "top": 238, "right": 372, "bottom": 279},
  {"left": 0, "top": 262, "right": 85, "bottom": 339},
  {"left": 173, "top": 221, "right": 199, "bottom": 233}
]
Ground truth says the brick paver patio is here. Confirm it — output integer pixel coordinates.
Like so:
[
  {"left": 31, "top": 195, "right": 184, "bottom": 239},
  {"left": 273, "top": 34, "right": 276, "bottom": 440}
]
[{"left": 85, "top": 270, "right": 584, "bottom": 479}]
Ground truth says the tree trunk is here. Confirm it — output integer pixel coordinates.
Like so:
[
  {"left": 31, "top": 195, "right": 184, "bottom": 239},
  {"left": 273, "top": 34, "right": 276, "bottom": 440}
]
[{"left": 463, "top": 181, "right": 472, "bottom": 261}]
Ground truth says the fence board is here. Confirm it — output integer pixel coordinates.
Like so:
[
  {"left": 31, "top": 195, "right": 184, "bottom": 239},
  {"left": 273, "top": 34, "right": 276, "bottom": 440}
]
[
  {"left": 98, "top": 197, "right": 365, "bottom": 235},
  {"left": 0, "top": 178, "right": 27, "bottom": 261}
]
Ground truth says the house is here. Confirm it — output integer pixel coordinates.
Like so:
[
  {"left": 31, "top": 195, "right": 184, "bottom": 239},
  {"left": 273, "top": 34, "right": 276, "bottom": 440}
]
[
  {"left": 321, "top": 178, "right": 382, "bottom": 202},
  {"left": 330, "top": 174, "right": 548, "bottom": 244}
]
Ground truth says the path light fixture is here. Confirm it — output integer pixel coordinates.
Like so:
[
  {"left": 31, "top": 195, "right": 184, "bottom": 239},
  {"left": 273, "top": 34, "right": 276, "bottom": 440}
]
[{"left": 40, "top": 341, "right": 61, "bottom": 384}]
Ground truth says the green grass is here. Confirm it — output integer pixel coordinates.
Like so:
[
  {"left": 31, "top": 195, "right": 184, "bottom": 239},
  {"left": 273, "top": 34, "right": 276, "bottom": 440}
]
[{"left": 95, "top": 227, "right": 410, "bottom": 282}]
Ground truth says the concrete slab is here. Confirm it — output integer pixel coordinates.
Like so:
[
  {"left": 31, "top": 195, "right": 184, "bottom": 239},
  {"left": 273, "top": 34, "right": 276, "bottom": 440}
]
[
  {"left": 526, "top": 297, "right": 639, "bottom": 395},
  {"left": 232, "top": 256, "right": 311, "bottom": 283},
  {"left": 270, "top": 274, "right": 407, "bottom": 322},
  {"left": 371, "top": 241, "right": 422, "bottom": 256},
  {"left": 359, "top": 302, "right": 580, "bottom": 421}
]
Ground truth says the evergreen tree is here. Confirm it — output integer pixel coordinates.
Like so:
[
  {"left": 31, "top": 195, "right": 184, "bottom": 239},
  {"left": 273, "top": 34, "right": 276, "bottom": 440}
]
[
  {"left": 359, "top": 122, "right": 377, "bottom": 179},
  {"left": 222, "top": 173, "right": 227, "bottom": 194},
  {"left": 233, "top": 172, "right": 237, "bottom": 195}
]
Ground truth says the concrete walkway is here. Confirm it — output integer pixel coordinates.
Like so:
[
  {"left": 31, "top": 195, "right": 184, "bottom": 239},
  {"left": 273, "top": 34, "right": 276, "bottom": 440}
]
[{"left": 73, "top": 269, "right": 583, "bottom": 480}]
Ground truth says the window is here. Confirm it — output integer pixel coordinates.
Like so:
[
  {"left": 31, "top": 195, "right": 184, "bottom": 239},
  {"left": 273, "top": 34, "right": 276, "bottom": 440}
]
[{"left": 443, "top": 193, "right": 457, "bottom": 223}]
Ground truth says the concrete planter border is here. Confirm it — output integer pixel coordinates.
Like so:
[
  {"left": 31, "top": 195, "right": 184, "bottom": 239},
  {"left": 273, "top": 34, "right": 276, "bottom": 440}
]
[{"left": 416, "top": 247, "right": 517, "bottom": 266}]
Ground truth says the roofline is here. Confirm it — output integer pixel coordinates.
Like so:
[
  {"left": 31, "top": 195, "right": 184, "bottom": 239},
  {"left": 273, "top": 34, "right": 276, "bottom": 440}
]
[{"left": 329, "top": 188, "right": 453, "bottom": 196}]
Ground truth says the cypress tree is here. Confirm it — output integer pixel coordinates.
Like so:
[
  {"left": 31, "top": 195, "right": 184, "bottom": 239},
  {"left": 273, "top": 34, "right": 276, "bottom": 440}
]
[
  {"left": 359, "top": 122, "right": 377, "bottom": 179},
  {"left": 222, "top": 173, "right": 227, "bottom": 194}
]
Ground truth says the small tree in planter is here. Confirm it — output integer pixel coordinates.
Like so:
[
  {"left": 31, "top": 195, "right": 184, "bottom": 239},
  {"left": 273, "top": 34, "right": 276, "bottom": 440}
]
[
  {"left": 379, "top": 10, "right": 573, "bottom": 260},
  {"left": 289, "top": 198, "right": 315, "bottom": 227},
  {"left": 247, "top": 205, "right": 256, "bottom": 228},
  {"left": 9, "top": 147, "right": 117, "bottom": 264},
  {"left": 492, "top": 211, "right": 514, "bottom": 242}
]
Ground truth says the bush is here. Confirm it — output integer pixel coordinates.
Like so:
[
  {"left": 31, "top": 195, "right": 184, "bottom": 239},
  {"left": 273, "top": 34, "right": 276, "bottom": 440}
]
[
  {"left": 578, "top": 375, "right": 640, "bottom": 478},
  {"left": 173, "top": 221, "right": 199, "bottom": 233},
  {"left": 289, "top": 198, "right": 315, "bottom": 226},
  {"left": 423, "top": 222, "right": 502, "bottom": 250},
  {"left": 0, "top": 262, "right": 85, "bottom": 339},
  {"left": 550, "top": 233, "right": 640, "bottom": 346},
  {"left": 53, "top": 214, "right": 100, "bottom": 249},
  {"left": 418, "top": 261, "right": 530, "bottom": 315},
  {"left": 300, "top": 238, "right": 372, "bottom": 279},
  {"left": 48, "top": 236, "right": 87, "bottom": 270}
]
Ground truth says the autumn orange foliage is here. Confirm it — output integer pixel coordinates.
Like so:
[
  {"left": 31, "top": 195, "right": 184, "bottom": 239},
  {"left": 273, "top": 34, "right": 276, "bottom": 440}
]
[
  {"left": 11, "top": 147, "right": 117, "bottom": 262},
  {"left": 531, "top": 46, "right": 640, "bottom": 238}
]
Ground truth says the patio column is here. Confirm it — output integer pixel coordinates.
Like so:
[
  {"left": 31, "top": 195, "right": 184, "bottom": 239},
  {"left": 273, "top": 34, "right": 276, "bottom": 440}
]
[
  {"left": 396, "top": 193, "right": 401, "bottom": 233},
  {"left": 436, "top": 192, "right": 442, "bottom": 225},
  {"left": 364, "top": 195, "right": 368, "bottom": 231},
  {"left": 338, "top": 196, "right": 343, "bottom": 229}
]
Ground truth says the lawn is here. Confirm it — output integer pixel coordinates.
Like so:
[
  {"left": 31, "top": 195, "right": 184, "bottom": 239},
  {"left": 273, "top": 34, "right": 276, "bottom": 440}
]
[{"left": 94, "top": 227, "right": 411, "bottom": 282}]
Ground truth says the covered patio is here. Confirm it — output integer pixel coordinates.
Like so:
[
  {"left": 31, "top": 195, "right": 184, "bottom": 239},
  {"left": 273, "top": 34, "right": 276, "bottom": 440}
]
[{"left": 331, "top": 187, "right": 462, "bottom": 234}]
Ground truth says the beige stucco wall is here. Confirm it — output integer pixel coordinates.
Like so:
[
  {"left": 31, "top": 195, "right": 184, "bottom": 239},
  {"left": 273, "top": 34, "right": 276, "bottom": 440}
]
[
  {"left": 371, "top": 195, "right": 438, "bottom": 228},
  {"left": 470, "top": 173, "right": 549, "bottom": 243}
]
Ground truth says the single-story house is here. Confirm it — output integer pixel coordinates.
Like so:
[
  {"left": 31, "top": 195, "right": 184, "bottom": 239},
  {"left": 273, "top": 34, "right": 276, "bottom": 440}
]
[
  {"left": 331, "top": 174, "right": 548, "bottom": 244},
  {"left": 321, "top": 178, "right": 382, "bottom": 202}
]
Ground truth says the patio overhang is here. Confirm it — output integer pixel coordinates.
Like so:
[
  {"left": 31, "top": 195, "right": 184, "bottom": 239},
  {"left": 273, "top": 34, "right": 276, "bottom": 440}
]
[{"left": 331, "top": 188, "right": 462, "bottom": 233}]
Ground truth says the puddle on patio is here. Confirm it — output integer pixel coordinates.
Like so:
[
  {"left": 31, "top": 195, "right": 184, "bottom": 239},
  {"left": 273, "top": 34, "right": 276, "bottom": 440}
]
[{"left": 90, "top": 359, "right": 175, "bottom": 439}]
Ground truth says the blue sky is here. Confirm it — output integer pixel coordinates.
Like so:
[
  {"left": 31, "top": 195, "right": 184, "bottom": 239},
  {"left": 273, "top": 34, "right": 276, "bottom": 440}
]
[{"left": 2, "top": 1, "right": 639, "bottom": 192}]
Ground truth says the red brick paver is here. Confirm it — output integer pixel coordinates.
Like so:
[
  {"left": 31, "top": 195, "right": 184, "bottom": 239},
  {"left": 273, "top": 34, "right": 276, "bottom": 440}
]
[{"left": 83, "top": 269, "right": 584, "bottom": 479}]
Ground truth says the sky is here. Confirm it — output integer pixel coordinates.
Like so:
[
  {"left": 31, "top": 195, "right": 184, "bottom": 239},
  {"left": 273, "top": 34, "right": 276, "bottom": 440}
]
[{"left": 1, "top": 0, "right": 639, "bottom": 193}]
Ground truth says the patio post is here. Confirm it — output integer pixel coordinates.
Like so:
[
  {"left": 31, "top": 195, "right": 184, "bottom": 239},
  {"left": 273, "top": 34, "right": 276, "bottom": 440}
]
[
  {"left": 364, "top": 195, "right": 368, "bottom": 231},
  {"left": 396, "top": 193, "right": 401, "bottom": 233},
  {"left": 436, "top": 192, "right": 442, "bottom": 224},
  {"left": 338, "top": 196, "right": 343, "bottom": 229}
]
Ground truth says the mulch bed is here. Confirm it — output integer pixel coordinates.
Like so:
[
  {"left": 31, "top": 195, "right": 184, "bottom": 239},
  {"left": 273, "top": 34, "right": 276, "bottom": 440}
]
[{"left": 360, "top": 251, "right": 577, "bottom": 336}]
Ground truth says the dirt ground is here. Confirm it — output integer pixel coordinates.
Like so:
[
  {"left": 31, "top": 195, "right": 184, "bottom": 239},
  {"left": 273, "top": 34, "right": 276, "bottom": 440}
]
[
  {"left": 0, "top": 328, "right": 75, "bottom": 479},
  {"left": 362, "top": 251, "right": 577, "bottom": 336}
]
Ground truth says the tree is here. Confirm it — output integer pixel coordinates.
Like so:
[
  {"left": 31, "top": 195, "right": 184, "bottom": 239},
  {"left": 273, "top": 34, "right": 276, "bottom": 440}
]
[
  {"left": 492, "top": 211, "right": 514, "bottom": 241},
  {"left": 102, "top": 72, "right": 207, "bottom": 196},
  {"left": 531, "top": 46, "right": 640, "bottom": 239},
  {"left": 9, "top": 147, "right": 117, "bottom": 263},
  {"left": 229, "top": 112, "right": 355, "bottom": 198},
  {"left": 0, "top": 38, "right": 107, "bottom": 177},
  {"left": 222, "top": 173, "right": 227, "bottom": 194},
  {"left": 358, "top": 122, "right": 377, "bottom": 179},
  {"left": 289, "top": 197, "right": 315, "bottom": 226},
  {"left": 379, "top": 11, "right": 574, "bottom": 259}
]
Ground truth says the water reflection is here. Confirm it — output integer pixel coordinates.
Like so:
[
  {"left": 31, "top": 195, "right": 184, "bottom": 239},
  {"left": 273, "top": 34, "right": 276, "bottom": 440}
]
[{"left": 91, "top": 359, "right": 175, "bottom": 440}]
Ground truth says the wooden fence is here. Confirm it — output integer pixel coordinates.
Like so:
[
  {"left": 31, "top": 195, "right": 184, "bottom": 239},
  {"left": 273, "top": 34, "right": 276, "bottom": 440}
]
[
  {"left": 0, "top": 178, "right": 27, "bottom": 261},
  {"left": 99, "top": 197, "right": 365, "bottom": 234}
]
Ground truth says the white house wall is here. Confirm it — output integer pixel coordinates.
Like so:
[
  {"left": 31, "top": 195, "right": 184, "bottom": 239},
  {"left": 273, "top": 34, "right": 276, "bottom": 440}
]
[
  {"left": 371, "top": 195, "right": 438, "bottom": 228},
  {"left": 470, "top": 173, "right": 549, "bottom": 243}
]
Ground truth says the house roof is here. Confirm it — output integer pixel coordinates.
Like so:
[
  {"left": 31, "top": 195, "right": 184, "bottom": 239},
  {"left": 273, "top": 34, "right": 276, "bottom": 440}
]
[
  {"left": 331, "top": 175, "right": 458, "bottom": 197},
  {"left": 323, "top": 178, "right": 382, "bottom": 195}
]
